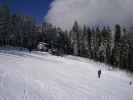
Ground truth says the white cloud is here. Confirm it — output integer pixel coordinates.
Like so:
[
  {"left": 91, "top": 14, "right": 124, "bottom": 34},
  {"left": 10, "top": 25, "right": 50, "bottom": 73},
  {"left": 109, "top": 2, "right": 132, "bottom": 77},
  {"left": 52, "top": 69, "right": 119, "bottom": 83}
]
[{"left": 45, "top": 0, "right": 133, "bottom": 30}]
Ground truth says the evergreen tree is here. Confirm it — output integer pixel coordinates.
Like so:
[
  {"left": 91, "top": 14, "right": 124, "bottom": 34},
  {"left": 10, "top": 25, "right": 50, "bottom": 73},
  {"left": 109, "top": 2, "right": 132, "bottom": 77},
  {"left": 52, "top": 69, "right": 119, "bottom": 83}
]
[
  {"left": 0, "top": 5, "right": 10, "bottom": 46},
  {"left": 86, "top": 27, "right": 92, "bottom": 58},
  {"left": 63, "top": 30, "right": 72, "bottom": 54},
  {"left": 120, "top": 39, "right": 129, "bottom": 69},
  {"left": 95, "top": 26, "right": 101, "bottom": 61},
  {"left": 71, "top": 21, "right": 80, "bottom": 56},
  {"left": 78, "top": 25, "right": 87, "bottom": 57},
  {"left": 111, "top": 43, "right": 121, "bottom": 67},
  {"left": 106, "top": 26, "right": 112, "bottom": 64},
  {"left": 114, "top": 24, "right": 121, "bottom": 44},
  {"left": 90, "top": 27, "right": 96, "bottom": 59}
]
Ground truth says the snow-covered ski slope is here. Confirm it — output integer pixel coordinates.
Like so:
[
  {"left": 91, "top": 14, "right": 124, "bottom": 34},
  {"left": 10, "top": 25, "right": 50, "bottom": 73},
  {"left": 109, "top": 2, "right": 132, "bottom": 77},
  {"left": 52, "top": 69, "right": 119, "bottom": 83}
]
[{"left": 0, "top": 49, "right": 133, "bottom": 100}]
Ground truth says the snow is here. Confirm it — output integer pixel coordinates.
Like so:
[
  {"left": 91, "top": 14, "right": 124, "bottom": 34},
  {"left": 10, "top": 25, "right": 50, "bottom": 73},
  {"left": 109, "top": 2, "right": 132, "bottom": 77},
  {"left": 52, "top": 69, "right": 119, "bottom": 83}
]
[{"left": 0, "top": 49, "right": 132, "bottom": 100}]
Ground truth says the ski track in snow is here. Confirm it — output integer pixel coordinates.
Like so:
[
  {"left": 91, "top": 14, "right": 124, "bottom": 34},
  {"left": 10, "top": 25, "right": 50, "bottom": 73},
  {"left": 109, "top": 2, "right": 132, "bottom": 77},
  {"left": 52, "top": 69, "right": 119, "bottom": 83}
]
[{"left": 0, "top": 50, "right": 132, "bottom": 100}]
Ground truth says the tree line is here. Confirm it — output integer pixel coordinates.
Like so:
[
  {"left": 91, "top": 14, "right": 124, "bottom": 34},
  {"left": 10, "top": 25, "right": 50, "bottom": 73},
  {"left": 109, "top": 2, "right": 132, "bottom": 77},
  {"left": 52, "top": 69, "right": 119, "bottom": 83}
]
[{"left": 0, "top": 5, "right": 133, "bottom": 72}]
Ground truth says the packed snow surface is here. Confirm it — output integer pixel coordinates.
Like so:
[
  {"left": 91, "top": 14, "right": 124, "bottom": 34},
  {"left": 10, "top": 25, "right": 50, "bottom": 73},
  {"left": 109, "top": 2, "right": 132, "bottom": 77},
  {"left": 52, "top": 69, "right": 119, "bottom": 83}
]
[{"left": 0, "top": 49, "right": 133, "bottom": 100}]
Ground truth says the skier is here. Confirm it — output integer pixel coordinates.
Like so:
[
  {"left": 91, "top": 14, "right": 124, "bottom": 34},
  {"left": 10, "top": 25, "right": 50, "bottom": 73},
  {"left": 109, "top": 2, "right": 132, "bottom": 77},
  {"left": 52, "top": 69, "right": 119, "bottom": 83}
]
[
  {"left": 98, "top": 69, "right": 101, "bottom": 78},
  {"left": 129, "top": 81, "right": 132, "bottom": 86}
]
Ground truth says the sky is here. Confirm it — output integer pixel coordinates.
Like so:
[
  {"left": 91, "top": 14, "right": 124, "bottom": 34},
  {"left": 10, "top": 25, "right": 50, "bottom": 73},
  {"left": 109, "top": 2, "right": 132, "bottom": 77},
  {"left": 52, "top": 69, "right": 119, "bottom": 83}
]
[
  {"left": 1, "top": 0, "right": 133, "bottom": 30},
  {"left": 45, "top": 0, "right": 133, "bottom": 30},
  {"left": 0, "top": 0, "right": 53, "bottom": 24}
]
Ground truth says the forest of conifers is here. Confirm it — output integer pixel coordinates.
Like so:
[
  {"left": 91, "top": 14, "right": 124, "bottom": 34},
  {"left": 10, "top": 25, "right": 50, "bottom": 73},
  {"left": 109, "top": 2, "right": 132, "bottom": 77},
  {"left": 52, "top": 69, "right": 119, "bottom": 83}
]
[{"left": 0, "top": 5, "right": 133, "bottom": 72}]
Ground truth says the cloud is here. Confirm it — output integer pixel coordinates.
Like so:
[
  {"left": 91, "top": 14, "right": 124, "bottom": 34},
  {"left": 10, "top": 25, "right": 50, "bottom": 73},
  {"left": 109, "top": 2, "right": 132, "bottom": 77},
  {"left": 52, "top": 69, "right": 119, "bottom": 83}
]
[{"left": 45, "top": 0, "right": 133, "bottom": 30}]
